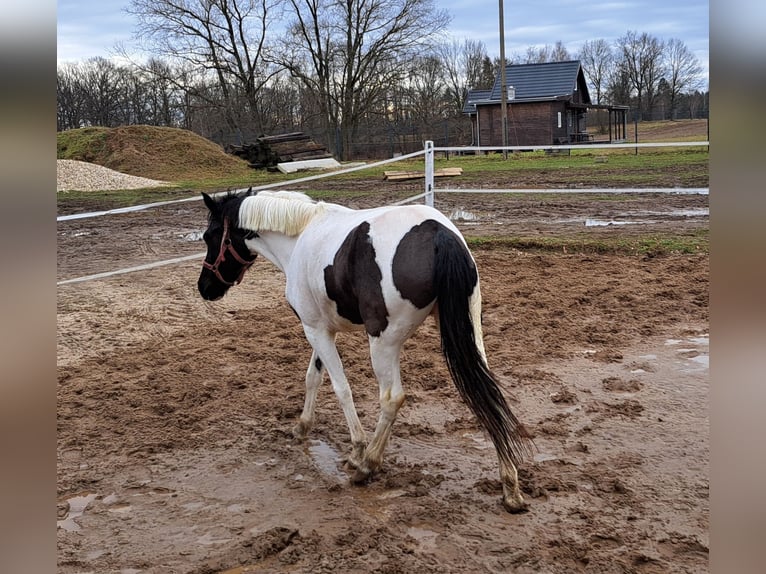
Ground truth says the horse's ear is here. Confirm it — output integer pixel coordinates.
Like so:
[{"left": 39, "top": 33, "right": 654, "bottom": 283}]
[
  {"left": 246, "top": 187, "right": 255, "bottom": 196},
  {"left": 202, "top": 192, "right": 217, "bottom": 213}
]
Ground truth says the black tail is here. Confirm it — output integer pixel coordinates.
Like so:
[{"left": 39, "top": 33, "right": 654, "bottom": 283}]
[{"left": 433, "top": 228, "right": 533, "bottom": 469}]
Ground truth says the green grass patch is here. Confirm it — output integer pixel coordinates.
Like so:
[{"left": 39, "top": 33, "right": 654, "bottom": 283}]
[
  {"left": 466, "top": 229, "right": 708, "bottom": 256},
  {"left": 57, "top": 127, "right": 110, "bottom": 162}
]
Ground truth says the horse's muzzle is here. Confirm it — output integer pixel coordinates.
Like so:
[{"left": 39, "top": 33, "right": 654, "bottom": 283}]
[{"left": 198, "top": 273, "right": 229, "bottom": 301}]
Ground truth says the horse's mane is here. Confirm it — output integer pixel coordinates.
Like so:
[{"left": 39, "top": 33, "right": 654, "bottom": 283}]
[{"left": 238, "top": 190, "right": 326, "bottom": 236}]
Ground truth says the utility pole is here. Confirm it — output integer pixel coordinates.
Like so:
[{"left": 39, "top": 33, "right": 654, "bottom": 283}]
[{"left": 498, "top": 0, "right": 508, "bottom": 159}]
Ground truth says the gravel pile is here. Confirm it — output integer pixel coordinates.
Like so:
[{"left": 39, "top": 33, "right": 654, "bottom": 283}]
[{"left": 57, "top": 159, "right": 171, "bottom": 192}]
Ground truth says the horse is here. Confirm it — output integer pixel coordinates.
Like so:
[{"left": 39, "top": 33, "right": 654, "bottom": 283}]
[{"left": 197, "top": 189, "right": 533, "bottom": 512}]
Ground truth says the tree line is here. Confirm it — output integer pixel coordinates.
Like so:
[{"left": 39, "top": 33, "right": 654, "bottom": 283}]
[{"left": 57, "top": 0, "right": 708, "bottom": 159}]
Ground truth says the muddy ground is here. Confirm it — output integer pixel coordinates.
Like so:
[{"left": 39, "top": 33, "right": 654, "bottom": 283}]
[{"left": 57, "top": 190, "right": 709, "bottom": 573}]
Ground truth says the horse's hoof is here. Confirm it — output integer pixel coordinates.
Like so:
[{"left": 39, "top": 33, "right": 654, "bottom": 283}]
[
  {"left": 350, "top": 467, "right": 372, "bottom": 484},
  {"left": 348, "top": 461, "right": 372, "bottom": 484},
  {"left": 502, "top": 496, "right": 529, "bottom": 514},
  {"left": 292, "top": 421, "right": 310, "bottom": 440}
]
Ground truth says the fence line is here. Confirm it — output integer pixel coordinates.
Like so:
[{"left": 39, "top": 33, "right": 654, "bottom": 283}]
[
  {"left": 57, "top": 140, "right": 709, "bottom": 284},
  {"left": 57, "top": 140, "right": 709, "bottom": 222},
  {"left": 57, "top": 253, "right": 205, "bottom": 286},
  {"left": 434, "top": 188, "right": 709, "bottom": 195},
  {"left": 57, "top": 148, "right": 426, "bottom": 222},
  {"left": 434, "top": 141, "right": 709, "bottom": 153}
]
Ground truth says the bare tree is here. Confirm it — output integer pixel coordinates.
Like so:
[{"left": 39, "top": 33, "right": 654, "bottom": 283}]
[
  {"left": 437, "top": 38, "right": 489, "bottom": 114},
  {"left": 522, "top": 41, "right": 571, "bottom": 64},
  {"left": 78, "top": 57, "right": 130, "bottom": 127},
  {"left": 664, "top": 38, "right": 704, "bottom": 119},
  {"left": 550, "top": 41, "right": 571, "bottom": 62},
  {"left": 128, "top": 0, "right": 280, "bottom": 136},
  {"left": 578, "top": 39, "right": 613, "bottom": 105},
  {"left": 606, "top": 61, "right": 632, "bottom": 107},
  {"left": 406, "top": 54, "right": 448, "bottom": 133},
  {"left": 142, "top": 58, "right": 184, "bottom": 126},
  {"left": 615, "top": 30, "right": 665, "bottom": 119},
  {"left": 57, "top": 64, "right": 88, "bottom": 130},
  {"left": 276, "top": 0, "right": 450, "bottom": 159},
  {"left": 479, "top": 55, "right": 497, "bottom": 87},
  {"left": 524, "top": 45, "right": 549, "bottom": 64}
]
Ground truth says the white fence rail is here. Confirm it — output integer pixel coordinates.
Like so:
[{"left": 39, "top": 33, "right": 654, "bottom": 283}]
[
  {"left": 57, "top": 139, "right": 709, "bottom": 284},
  {"left": 422, "top": 140, "right": 709, "bottom": 207}
]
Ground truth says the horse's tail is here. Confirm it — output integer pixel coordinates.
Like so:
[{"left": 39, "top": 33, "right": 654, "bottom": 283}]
[{"left": 433, "top": 228, "right": 533, "bottom": 469}]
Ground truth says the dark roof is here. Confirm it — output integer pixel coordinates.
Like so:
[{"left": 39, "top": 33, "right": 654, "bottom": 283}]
[
  {"left": 464, "top": 60, "right": 591, "bottom": 114},
  {"left": 491, "top": 60, "right": 585, "bottom": 100},
  {"left": 462, "top": 89, "right": 492, "bottom": 114}
]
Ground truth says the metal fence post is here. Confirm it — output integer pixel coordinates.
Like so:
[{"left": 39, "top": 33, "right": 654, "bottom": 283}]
[{"left": 424, "top": 140, "right": 434, "bottom": 207}]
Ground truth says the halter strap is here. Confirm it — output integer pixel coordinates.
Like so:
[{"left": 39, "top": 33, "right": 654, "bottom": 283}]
[{"left": 202, "top": 217, "right": 256, "bottom": 286}]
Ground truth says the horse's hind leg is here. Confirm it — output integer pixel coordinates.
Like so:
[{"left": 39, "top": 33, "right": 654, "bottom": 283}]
[
  {"left": 301, "top": 326, "right": 367, "bottom": 467},
  {"left": 498, "top": 457, "right": 527, "bottom": 513},
  {"left": 293, "top": 350, "right": 325, "bottom": 439},
  {"left": 469, "top": 283, "right": 527, "bottom": 512},
  {"left": 350, "top": 337, "right": 405, "bottom": 483}
]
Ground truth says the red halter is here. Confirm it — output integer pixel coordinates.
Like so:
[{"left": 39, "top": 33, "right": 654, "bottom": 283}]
[{"left": 202, "top": 217, "right": 256, "bottom": 286}]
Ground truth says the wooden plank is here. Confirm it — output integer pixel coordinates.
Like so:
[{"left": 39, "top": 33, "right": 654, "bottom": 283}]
[
  {"left": 384, "top": 167, "right": 463, "bottom": 181},
  {"left": 384, "top": 170, "right": 422, "bottom": 181}
]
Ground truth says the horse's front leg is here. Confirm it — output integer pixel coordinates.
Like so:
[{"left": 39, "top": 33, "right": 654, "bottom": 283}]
[
  {"left": 301, "top": 326, "right": 367, "bottom": 468},
  {"left": 293, "top": 350, "right": 325, "bottom": 440}
]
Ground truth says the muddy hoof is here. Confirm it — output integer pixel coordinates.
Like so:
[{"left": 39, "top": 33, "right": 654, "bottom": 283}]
[
  {"left": 502, "top": 497, "right": 529, "bottom": 514},
  {"left": 292, "top": 421, "right": 310, "bottom": 440},
  {"left": 350, "top": 468, "right": 372, "bottom": 484}
]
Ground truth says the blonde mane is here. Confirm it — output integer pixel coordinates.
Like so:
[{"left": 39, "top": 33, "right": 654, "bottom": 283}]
[{"left": 238, "top": 191, "right": 326, "bottom": 236}]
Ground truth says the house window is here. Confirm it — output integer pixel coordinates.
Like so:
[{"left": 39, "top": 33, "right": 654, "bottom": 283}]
[{"left": 557, "top": 112, "right": 562, "bottom": 129}]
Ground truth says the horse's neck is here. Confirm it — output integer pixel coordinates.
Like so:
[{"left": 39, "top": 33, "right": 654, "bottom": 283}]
[{"left": 250, "top": 231, "right": 298, "bottom": 273}]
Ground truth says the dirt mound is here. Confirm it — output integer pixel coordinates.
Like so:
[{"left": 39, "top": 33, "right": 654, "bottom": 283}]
[{"left": 57, "top": 125, "right": 252, "bottom": 182}]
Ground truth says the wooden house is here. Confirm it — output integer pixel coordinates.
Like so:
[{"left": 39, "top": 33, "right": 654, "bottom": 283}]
[{"left": 463, "top": 60, "right": 629, "bottom": 147}]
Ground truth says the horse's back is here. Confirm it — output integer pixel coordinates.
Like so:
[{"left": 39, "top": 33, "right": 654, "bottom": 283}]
[{"left": 287, "top": 203, "right": 473, "bottom": 335}]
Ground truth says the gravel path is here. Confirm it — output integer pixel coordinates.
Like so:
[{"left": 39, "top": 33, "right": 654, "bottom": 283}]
[{"left": 57, "top": 160, "right": 171, "bottom": 192}]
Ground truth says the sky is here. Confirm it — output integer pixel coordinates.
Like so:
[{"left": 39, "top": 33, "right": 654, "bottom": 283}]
[{"left": 57, "top": 0, "right": 710, "bottom": 85}]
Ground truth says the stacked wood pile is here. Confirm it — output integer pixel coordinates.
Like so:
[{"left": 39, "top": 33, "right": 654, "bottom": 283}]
[
  {"left": 227, "top": 132, "right": 333, "bottom": 169},
  {"left": 383, "top": 167, "right": 463, "bottom": 181}
]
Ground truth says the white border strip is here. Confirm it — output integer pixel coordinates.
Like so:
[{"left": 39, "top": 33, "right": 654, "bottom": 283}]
[{"left": 57, "top": 253, "right": 205, "bottom": 285}]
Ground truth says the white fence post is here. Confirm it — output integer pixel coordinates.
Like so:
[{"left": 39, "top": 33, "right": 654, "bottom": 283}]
[{"left": 424, "top": 140, "right": 434, "bottom": 207}]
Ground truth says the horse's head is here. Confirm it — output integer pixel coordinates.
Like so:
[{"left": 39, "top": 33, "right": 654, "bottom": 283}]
[{"left": 198, "top": 190, "right": 258, "bottom": 301}]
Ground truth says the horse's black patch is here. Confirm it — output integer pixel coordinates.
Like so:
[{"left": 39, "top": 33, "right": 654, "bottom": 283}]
[
  {"left": 393, "top": 219, "right": 470, "bottom": 309},
  {"left": 324, "top": 222, "right": 388, "bottom": 337},
  {"left": 315, "top": 357, "right": 323, "bottom": 371}
]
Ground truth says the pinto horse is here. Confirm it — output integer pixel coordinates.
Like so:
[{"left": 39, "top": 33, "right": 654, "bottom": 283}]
[{"left": 197, "top": 189, "right": 532, "bottom": 512}]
